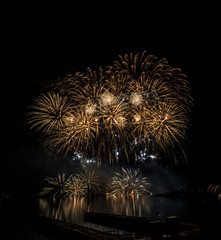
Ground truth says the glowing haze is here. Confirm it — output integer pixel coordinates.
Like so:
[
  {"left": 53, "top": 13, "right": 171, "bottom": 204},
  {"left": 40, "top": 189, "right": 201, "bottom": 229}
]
[{"left": 27, "top": 51, "right": 192, "bottom": 165}]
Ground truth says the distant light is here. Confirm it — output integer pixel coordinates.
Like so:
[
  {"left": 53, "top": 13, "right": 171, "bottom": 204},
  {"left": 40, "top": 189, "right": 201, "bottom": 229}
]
[
  {"left": 72, "top": 152, "right": 83, "bottom": 160},
  {"left": 134, "top": 114, "right": 141, "bottom": 122},
  {"left": 86, "top": 158, "right": 96, "bottom": 163},
  {"left": 131, "top": 92, "right": 142, "bottom": 105},
  {"left": 66, "top": 116, "right": 74, "bottom": 123},
  {"left": 85, "top": 103, "right": 96, "bottom": 114},
  {"left": 101, "top": 92, "right": 115, "bottom": 105},
  {"left": 164, "top": 114, "right": 169, "bottom": 120},
  {"left": 134, "top": 139, "right": 138, "bottom": 145},
  {"left": 148, "top": 154, "right": 156, "bottom": 159}
]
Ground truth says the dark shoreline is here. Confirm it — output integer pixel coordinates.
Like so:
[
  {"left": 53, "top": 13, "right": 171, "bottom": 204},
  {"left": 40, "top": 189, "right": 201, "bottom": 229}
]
[{"left": 1, "top": 189, "right": 220, "bottom": 240}]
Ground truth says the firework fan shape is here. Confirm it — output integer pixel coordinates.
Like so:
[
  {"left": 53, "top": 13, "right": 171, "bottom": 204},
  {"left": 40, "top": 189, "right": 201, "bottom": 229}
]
[
  {"left": 27, "top": 51, "right": 192, "bottom": 165},
  {"left": 27, "top": 92, "right": 74, "bottom": 133},
  {"left": 39, "top": 173, "right": 72, "bottom": 198},
  {"left": 65, "top": 176, "right": 87, "bottom": 198},
  {"left": 76, "top": 167, "right": 100, "bottom": 195},
  {"left": 109, "top": 167, "right": 152, "bottom": 196}
]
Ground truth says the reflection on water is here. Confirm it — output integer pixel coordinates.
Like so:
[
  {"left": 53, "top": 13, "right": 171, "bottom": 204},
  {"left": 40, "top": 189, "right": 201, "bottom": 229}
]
[
  {"left": 106, "top": 195, "right": 152, "bottom": 217},
  {"left": 38, "top": 194, "right": 200, "bottom": 226},
  {"left": 38, "top": 195, "right": 152, "bottom": 224},
  {"left": 38, "top": 197, "right": 88, "bottom": 224}
]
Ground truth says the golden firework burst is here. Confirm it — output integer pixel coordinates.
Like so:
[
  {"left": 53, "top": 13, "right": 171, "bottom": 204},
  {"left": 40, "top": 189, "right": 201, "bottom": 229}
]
[
  {"left": 44, "top": 109, "right": 99, "bottom": 155},
  {"left": 27, "top": 51, "right": 192, "bottom": 165},
  {"left": 110, "top": 167, "right": 152, "bottom": 196},
  {"left": 27, "top": 92, "right": 73, "bottom": 134}
]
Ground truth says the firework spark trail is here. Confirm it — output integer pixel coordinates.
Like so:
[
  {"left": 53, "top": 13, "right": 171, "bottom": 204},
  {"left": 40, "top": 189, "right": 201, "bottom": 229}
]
[
  {"left": 76, "top": 167, "right": 100, "bottom": 194},
  {"left": 65, "top": 176, "right": 87, "bottom": 198},
  {"left": 44, "top": 109, "right": 99, "bottom": 155},
  {"left": 110, "top": 167, "right": 152, "bottom": 196},
  {"left": 150, "top": 102, "right": 189, "bottom": 149},
  {"left": 59, "top": 68, "right": 107, "bottom": 107},
  {"left": 39, "top": 173, "right": 72, "bottom": 198},
  {"left": 107, "top": 51, "right": 192, "bottom": 109},
  {"left": 27, "top": 92, "right": 73, "bottom": 134},
  {"left": 27, "top": 51, "right": 192, "bottom": 165}
]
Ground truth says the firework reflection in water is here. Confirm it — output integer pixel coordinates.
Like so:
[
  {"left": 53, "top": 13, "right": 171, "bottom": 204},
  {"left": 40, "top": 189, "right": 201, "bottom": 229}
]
[
  {"left": 38, "top": 195, "right": 153, "bottom": 223},
  {"left": 38, "top": 194, "right": 199, "bottom": 226},
  {"left": 38, "top": 197, "right": 88, "bottom": 223}
]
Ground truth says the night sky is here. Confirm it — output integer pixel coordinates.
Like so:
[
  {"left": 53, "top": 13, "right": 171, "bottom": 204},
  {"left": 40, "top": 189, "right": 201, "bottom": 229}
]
[{"left": 2, "top": 4, "right": 220, "bottom": 196}]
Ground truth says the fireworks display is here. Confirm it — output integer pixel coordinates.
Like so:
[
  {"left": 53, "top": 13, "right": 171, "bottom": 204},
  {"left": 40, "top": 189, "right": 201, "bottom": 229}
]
[
  {"left": 27, "top": 92, "right": 74, "bottom": 133},
  {"left": 109, "top": 167, "right": 152, "bottom": 196},
  {"left": 65, "top": 176, "right": 87, "bottom": 198},
  {"left": 39, "top": 173, "right": 72, "bottom": 198},
  {"left": 76, "top": 168, "right": 100, "bottom": 194},
  {"left": 39, "top": 173, "right": 87, "bottom": 198},
  {"left": 39, "top": 167, "right": 101, "bottom": 198},
  {"left": 27, "top": 51, "right": 192, "bottom": 165},
  {"left": 39, "top": 168, "right": 150, "bottom": 199}
]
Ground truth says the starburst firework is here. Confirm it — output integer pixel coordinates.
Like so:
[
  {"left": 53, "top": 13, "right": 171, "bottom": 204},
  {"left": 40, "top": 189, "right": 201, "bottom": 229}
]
[
  {"left": 150, "top": 102, "right": 188, "bottom": 150},
  {"left": 110, "top": 167, "right": 152, "bottom": 196},
  {"left": 27, "top": 51, "right": 192, "bottom": 165},
  {"left": 44, "top": 109, "right": 99, "bottom": 154},
  {"left": 27, "top": 92, "right": 73, "bottom": 134},
  {"left": 39, "top": 173, "right": 72, "bottom": 198},
  {"left": 76, "top": 167, "right": 100, "bottom": 194},
  {"left": 108, "top": 51, "right": 192, "bottom": 109},
  {"left": 65, "top": 176, "right": 87, "bottom": 198}
]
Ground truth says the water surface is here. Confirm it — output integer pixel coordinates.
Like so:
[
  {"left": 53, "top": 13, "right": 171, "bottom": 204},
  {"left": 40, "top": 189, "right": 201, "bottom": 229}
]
[{"left": 37, "top": 194, "right": 202, "bottom": 226}]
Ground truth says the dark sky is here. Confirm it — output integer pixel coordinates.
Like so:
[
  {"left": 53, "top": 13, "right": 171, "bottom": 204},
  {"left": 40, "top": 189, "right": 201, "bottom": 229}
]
[{"left": 2, "top": 4, "right": 221, "bottom": 194}]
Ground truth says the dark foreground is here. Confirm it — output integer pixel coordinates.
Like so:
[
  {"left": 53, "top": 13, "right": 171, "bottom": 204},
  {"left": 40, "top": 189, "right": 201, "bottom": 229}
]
[
  {"left": 34, "top": 216, "right": 126, "bottom": 240},
  {"left": 84, "top": 212, "right": 200, "bottom": 239},
  {"left": 34, "top": 213, "right": 201, "bottom": 240},
  {"left": 1, "top": 190, "right": 220, "bottom": 239}
]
